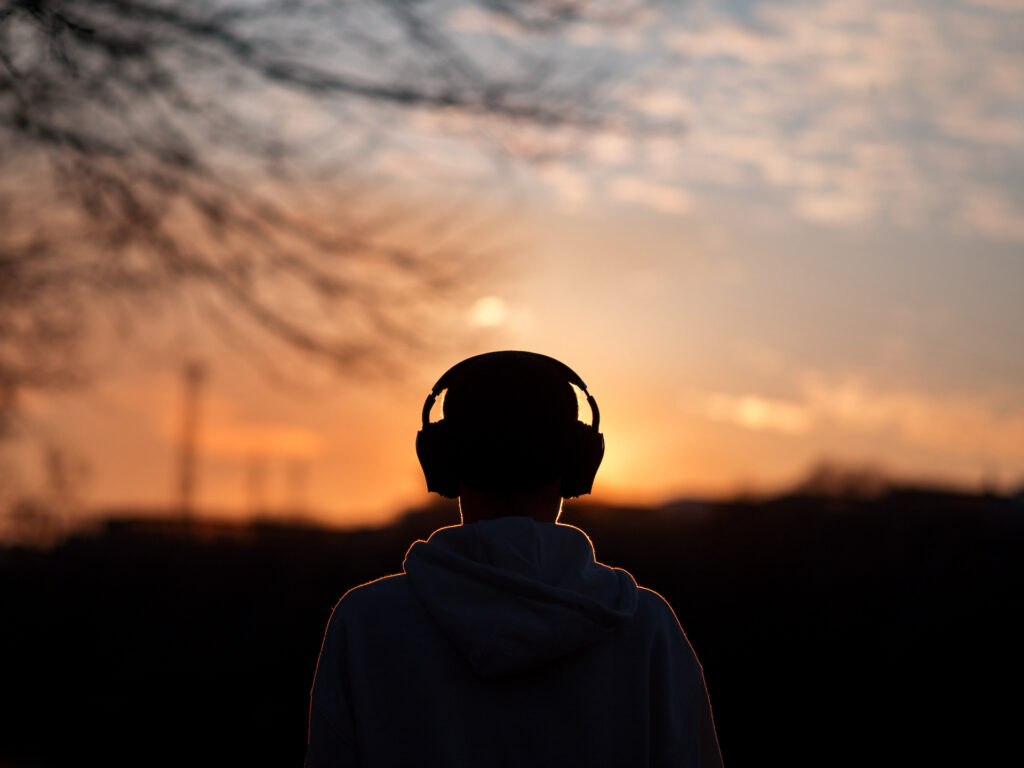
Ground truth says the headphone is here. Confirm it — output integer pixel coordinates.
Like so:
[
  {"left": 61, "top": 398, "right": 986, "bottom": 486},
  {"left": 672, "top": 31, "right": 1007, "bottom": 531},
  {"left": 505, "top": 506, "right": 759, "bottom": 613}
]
[{"left": 415, "top": 351, "right": 605, "bottom": 499}]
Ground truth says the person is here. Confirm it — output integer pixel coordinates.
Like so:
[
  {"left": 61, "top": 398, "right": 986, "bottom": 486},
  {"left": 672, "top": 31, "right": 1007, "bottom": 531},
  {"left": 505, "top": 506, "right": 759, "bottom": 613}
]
[{"left": 305, "top": 351, "right": 723, "bottom": 767}]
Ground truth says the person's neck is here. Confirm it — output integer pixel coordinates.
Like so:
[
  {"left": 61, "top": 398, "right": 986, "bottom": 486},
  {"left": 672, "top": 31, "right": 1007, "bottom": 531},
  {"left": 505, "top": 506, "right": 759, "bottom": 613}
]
[{"left": 459, "top": 479, "right": 563, "bottom": 524}]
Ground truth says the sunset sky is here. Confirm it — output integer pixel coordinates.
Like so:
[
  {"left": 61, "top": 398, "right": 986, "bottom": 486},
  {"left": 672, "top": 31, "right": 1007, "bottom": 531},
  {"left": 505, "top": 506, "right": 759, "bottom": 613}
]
[{"left": 7, "top": 0, "right": 1024, "bottom": 527}]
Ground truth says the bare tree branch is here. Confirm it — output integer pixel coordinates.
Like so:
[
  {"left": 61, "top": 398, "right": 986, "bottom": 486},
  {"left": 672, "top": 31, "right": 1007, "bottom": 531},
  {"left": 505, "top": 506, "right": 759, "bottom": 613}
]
[{"left": 0, "top": 0, "right": 662, "bottom": 427}]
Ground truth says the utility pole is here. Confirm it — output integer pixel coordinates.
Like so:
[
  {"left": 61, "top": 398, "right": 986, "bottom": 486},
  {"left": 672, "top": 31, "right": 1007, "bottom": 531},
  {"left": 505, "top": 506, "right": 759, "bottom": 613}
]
[
  {"left": 177, "top": 361, "right": 206, "bottom": 517},
  {"left": 246, "top": 453, "right": 269, "bottom": 516},
  {"left": 286, "top": 458, "right": 310, "bottom": 518}
]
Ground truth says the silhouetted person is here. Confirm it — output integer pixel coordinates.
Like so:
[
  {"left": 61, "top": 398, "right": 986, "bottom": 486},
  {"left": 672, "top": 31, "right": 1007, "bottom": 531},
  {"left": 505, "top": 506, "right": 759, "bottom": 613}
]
[{"left": 306, "top": 351, "right": 723, "bottom": 767}]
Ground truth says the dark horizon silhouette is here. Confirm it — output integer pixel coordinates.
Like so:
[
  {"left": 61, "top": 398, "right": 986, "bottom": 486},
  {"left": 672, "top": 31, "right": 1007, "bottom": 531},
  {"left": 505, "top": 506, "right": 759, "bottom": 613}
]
[{"left": 3, "top": 481, "right": 1020, "bottom": 767}]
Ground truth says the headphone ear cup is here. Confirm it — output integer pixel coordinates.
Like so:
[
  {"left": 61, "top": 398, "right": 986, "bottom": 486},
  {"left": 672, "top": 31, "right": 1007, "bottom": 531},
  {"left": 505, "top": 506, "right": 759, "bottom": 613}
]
[
  {"left": 560, "top": 422, "right": 605, "bottom": 499},
  {"left": 416, "top": 421, "right": 461, "bottom": 499}
]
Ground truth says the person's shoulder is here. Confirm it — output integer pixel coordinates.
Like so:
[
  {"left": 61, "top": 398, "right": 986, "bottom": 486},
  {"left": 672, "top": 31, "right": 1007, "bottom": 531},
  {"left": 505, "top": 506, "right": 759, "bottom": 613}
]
[
  {"left": 635, "top": 586, "right": 684, "bottom": 628},
  {"left": 333, "top": 573, "right": 411, "bottom": 616},
  {"left": 634, "top": 587, "right": 704, "bottom": 668},
  {"left": 318, "top": 574, "right": 413, "bottom": 655}
]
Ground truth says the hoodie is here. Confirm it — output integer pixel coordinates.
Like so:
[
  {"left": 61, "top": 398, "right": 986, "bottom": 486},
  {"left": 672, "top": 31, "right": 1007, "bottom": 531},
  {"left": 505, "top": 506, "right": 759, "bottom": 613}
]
[{"left": 306, "top": 518, "right": 723, "bottom": 768}]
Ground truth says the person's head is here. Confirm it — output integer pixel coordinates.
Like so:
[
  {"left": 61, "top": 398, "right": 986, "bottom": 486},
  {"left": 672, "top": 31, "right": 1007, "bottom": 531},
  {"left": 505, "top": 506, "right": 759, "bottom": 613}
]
[{"left": 416, "top": 351, "right": 604, "bottom": 522}]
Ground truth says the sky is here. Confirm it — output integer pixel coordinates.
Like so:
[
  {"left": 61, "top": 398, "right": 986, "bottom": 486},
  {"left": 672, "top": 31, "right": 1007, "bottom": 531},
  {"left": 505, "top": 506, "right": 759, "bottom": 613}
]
[{"left": 6, "top": 0, "right": 1024, "bottom": 528}]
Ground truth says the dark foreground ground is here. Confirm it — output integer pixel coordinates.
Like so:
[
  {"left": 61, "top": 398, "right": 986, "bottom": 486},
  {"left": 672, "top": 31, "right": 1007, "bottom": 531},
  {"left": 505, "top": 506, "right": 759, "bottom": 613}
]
[{"left": 2, "top": 486, "right": 1021, "bottom": 767}]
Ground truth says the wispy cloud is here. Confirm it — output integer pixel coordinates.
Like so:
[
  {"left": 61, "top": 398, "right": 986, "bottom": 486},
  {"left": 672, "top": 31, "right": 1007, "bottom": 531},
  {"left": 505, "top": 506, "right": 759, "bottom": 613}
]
[
  {"left": 146, "top": 382, "right": 324, "bottom": 459},
  {"left": 608, "top": 176, "right": 692, "bottom": 215},
  {"left": 691, "top": 374, "right": 1024, "bottom": 463},
  {"left": 629, "top": 0, "right": 1024, "bottom": 235},
  {"left": 536, "top": 164, "right": 592, "bottom": 209},
  {"left": 446, "top": 7, "right": 526, "bottom": 38},
  {"left": 202, "top": 423, "right": 323, "bottom": 458},
  {"left": 957, "top": 188, "right": 1024, "bottom": 243},
  {"left": 700, "top": 392, "right": 814, "bottom": 434},
  {"left": 444, "top": 0, "right": 1022, "bottom": 233},
  {"left": 966, "top": 0, "right": 1024, "bottom": 12}
]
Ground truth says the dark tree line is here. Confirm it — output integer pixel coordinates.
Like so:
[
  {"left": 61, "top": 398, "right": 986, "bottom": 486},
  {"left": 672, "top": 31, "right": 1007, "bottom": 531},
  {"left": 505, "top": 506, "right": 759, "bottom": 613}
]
[{"left": 2, "top": 485, "right": 1019, "bottom": 766}]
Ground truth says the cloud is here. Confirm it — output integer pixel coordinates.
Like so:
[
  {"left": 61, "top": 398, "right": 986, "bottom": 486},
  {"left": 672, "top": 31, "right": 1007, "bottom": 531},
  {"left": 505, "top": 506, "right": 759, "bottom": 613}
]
[
  {"left": 966, "top": 0, "right": 1024, "bottom": 11},
  {"left": 957, "top": 188, "right": 1024, "bottom": 243},
  {"left": 588, "top": 131, "right": 634, "bottom": 166},
  {"left": 446, "top": 8, "right": 525, "bottom": 38},
  {"left": 608, "top": 176, "right": 692, "bottom": 215},
  {"left": 940, "top": 108, "right": 1024, "bottom": 146},
  {"left": 536, "top": 164, "right": 592, "bottom": 209},
  {"left": 434, "top": 1, "right": 1024, "bottom": 246},
  {"left": 449, "top": 6, "right": 659, "bottom": 50},
  {"left": 565, "top": 23, "right": 646, "bottom": 51},
  {"left": 665, "top": 23, "right": 780, "bottom": 65},
  {"left": 694, "top": 374, "right": 1024, "bottom": 465},
  {"left": 700, "top": 392, "right": 814, "bottom": 434},
  {"left": 192, "top": 397, "right": 324, "bottom": 459},
  {"left": 639, "top": 0, "right": 1024, "bottom": 237},
  {"left": 793, "top": 190, "right": 873, "bottom": 225},
  {"left": 622, "top": 89, "right": 692, "bottom": 121},
  {"left": 134, "top": 377, "right": 324, "bottom": 460},
  {"left": 202, "top": 424, "right": 324, "bottom": 459},
  {"left": 566, "top": 23, "right": 606, "bottom": 47},
  {"left": 799, "top": 376, "right": 1024, "bottom": 460}
]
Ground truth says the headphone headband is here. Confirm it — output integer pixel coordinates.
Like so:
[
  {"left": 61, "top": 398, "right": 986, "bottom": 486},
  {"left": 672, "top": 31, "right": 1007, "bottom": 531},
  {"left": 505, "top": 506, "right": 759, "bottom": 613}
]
[
  {"left": 432, "top": 351, "right": 588, "bottom": 393},
  {"left": 421, "top": 350, "right": 599, "bottom": 431}
]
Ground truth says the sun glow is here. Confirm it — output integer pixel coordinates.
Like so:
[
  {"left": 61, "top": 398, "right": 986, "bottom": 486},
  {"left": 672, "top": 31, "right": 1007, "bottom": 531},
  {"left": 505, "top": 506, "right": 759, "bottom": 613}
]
[{"left": 469, "top": 296, "right": 508, "bottom": 327}]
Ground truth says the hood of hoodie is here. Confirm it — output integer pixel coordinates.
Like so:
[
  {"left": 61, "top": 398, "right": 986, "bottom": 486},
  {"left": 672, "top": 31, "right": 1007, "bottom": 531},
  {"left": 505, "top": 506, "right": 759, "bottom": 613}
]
[{"left": 403, "top": 517, "right": 638, "bottom": 678}]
